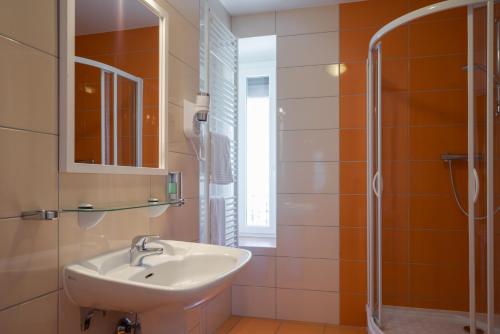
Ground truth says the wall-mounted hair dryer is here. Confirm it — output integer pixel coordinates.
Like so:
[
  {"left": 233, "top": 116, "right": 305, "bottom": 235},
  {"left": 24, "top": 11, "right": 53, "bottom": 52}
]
[{"left": 184, "top": 93, "right": 210, "bottom": 160}]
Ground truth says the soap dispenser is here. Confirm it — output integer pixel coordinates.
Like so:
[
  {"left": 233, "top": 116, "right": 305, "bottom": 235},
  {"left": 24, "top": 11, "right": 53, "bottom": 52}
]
[{"left": 167, "top": 171, "right": 184, "bottom": 206}]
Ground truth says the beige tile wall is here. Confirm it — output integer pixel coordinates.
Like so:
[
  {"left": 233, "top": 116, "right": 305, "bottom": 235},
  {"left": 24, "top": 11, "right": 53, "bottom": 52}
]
[
  {"left": 0, "top": 2, "right": 60, "bottom": 333},
  {"left": 0, "top": 0, "right": 231, "bottom": 333},
  {"left": 231, "top": 5, "right": 340, "bottom": 325},
  {"left": 231, "top": 12, "right": 276, "bottom": 38}
]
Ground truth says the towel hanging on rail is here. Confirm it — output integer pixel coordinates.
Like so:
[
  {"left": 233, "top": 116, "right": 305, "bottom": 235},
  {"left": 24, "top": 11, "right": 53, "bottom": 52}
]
[
  {"left": 210, "top": 132, "right": 234, "bottom": 185},
  {"left": 210, "top": 197, "right": 226, "bottom": 246}
]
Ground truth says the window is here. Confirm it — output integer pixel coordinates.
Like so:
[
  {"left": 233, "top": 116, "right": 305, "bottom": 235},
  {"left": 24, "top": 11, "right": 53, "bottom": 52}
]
[{"left": 238, "top": 36, "right": 276, "bottom": 238}]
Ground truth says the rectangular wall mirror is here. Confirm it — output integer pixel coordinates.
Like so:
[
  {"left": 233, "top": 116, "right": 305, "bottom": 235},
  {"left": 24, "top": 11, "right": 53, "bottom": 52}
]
[{"left": 60, "top": 0, "right": 169, "bottom": 175}]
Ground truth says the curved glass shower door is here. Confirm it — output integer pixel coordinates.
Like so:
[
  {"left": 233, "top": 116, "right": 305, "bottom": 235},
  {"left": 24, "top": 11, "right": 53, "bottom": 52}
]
[{"left": 367, "top": 1, "right": 498, "bottom": 333}]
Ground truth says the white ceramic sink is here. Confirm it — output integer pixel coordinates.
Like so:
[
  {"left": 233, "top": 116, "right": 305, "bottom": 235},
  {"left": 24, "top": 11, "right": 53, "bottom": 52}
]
[{"left": 63, "top": 240, "right": 251, "bottom": 313}]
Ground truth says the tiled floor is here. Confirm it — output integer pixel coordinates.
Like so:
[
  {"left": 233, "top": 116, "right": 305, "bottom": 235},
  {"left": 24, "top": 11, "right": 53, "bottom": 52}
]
[{"left": 216, "top": 316, "right": 367, "bottom": 334}]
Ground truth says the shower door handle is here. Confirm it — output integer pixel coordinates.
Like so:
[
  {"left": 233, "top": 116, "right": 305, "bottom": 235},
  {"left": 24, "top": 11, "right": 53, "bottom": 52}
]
[
  {"left": 372, "top": 171, "right": 381, "bottom": 198},
  {"left": 473, "top": 168, "right": 480, "bottom": 203}
]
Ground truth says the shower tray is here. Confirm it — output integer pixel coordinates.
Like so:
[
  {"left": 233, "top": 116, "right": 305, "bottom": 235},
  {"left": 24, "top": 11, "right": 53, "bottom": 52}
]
[{"left": 368, "top": 306, "right": 497, "bottom": 334}]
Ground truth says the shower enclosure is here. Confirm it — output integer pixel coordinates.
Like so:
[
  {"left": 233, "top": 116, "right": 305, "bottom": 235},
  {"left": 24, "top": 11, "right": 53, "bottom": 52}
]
[{"left": 367, "top": 0, "right": 499, "bottom": 333}]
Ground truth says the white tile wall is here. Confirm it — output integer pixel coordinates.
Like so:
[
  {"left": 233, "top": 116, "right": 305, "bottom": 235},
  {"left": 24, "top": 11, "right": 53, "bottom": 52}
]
[
  {"left": 231, "top": 4, "right": 340, "bottom": 323},
  {"left": 277, "top": 65, "right": 340, "bottom": 99},
  {"left": 166, "top": 198, "right": 200, "bottom": 242},
  {"left": 233, "top": 255, "right": 276, "bottom": 287},
  {"left": 231, "top": 12, "right": 277, "bottom": 38},
  {"left": 277, "top": 32, "right": 339, "bottom": 67},
  {"left": 276, "top": 6, "right": 339, "bottom": 36},
  {"left": 278, "top": 162, "right": 339, "bottom": 194},
  {"left": 168, "top": 5, "right": 200, "bottom": 71},
  {"left": 166, "top": 0, "right": 200, "bottom": 27},
  {"left": 277, "top": 225, "right": 339, "bottom": 259},
  {"left": 276, "top": 257, "right": 339, "bottom": 291},
  {"left": 59, "top": 174, "right": 151, "bottom": 209},
  {"left": 277, "top": 289, "right": 339, "bottom": 324},
  {"left": 0, "top": 0, "right": 57, "bottom": 55},
  {"left": 0, "top": 292, "right": 58, "bottom": 334},
  {"left": 232, "top": 286, "right": 276, "bottom": 318},
  {"left": 239, "top": 244, "right": 277, "bottom": 256},
  {"left": 0, "top": 218, "right": 58, "bottom": 309},
  {"left": 277, "top": 194, "right": 339, "bottom": 226},
  {"left": 278, "top": 97, "right": 339, "bottom": 131},
  {"left": 0, "top": 128, "right": 58, "bottom": 219},
  {"left": 0, "top": 36, "right": 57, "bottom": 134},
  {"left": 0, "top": 2, "right": 61, "bottom": 330},
  {"left": 168, "top": 55, "right": 199, "bottom": 107},
  {"left": 279, "top": 129, "right": 339, "bottom": 162}
]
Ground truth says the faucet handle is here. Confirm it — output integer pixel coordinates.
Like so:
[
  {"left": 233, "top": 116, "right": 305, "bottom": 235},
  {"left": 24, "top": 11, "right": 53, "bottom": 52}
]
[{"left": 131, "top": 234, "right": 160, "bottom": 249}]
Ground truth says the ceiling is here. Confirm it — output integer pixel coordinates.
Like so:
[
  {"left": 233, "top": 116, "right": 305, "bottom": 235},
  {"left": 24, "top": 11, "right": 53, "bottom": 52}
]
[
  {"left": 219, "top": 0, "right": 361, "bottom": 16},
  {"left": 76, "top": 0, "right": 159, "bottom": 36}
]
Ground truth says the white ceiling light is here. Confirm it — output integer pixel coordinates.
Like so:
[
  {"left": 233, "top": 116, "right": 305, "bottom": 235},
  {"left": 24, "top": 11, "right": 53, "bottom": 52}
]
[{"left": 220, "top": 0, "right": 362, "bottom": 16}]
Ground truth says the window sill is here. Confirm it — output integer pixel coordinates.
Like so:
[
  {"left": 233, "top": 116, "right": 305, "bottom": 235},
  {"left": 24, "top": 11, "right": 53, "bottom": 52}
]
[
  {"left": 239, "top": 236, "right": 276, "bottom": 248},
  {"left": 239, "top": 236, "right": 276, "bottom": 256}
]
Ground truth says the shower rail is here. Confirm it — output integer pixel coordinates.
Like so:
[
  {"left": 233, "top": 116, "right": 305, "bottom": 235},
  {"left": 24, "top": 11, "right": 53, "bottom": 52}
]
[{"left": 366, "top": 1, "right": 496, "bottom": 333}]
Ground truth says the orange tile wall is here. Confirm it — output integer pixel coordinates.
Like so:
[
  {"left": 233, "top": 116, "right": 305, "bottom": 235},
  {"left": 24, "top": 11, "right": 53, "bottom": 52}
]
[
  {"left": 337, "top": 0, "right": 482, "bottom": 326},
  {"left": 75, "top": 26, "right": 159, "bottom": 167}
]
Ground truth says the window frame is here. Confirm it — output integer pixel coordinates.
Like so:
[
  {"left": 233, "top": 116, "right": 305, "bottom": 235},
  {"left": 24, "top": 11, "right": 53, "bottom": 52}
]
[{"left": 237, "top": 60, "right": 277, "bottom": 238}]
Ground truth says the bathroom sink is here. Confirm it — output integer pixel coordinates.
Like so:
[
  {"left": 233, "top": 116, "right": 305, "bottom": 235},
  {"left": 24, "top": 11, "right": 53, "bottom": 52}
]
[{"left": 63, "top": 240, "right": 251, "bottom": 313}]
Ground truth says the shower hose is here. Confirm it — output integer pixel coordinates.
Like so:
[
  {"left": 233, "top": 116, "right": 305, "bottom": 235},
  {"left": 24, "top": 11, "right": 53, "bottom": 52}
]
[{"left": 447, "top": 160, "right": 500, "bottom": 220}]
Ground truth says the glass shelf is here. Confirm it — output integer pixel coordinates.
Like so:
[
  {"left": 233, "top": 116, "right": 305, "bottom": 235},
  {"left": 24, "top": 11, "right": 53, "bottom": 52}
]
[{"left": 62, "top": 199, "right": 183, "bottom": 213}]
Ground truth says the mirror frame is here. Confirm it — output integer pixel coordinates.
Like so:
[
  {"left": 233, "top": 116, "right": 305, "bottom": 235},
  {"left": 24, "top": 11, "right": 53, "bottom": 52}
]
[{"left": 59, "top": 0, "right": 169, "bottom": 175}]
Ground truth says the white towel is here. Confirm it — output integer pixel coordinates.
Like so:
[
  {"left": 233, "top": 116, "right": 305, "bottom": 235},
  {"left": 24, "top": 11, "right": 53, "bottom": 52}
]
[
  {"left": 210, "top": 197, "right": 226, "bottom": 246},
  {"left": 210, "top": 132, "right": 234, "bottom": 185}
]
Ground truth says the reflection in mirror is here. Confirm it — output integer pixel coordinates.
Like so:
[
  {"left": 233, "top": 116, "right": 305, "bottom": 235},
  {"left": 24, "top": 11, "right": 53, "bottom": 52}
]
[{"left": 74, "top": 0, "right": 160, "bottom": 168}]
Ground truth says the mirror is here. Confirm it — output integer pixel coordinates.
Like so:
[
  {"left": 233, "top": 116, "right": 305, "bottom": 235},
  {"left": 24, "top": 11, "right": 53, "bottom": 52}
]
[{"left": 60, "top": 0, "right": 168, "bottom": 174}]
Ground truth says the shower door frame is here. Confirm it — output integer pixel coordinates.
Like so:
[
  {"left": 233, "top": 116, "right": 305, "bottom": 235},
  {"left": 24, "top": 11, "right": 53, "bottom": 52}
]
[{"left": 366, "top": 0, "right": 496, "bottom": 333}]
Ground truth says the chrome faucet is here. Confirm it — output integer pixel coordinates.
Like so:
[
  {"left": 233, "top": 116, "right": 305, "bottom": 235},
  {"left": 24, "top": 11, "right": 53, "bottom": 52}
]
[{"left": 130, "top": 235, "right": 164, "bottom": 266}]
